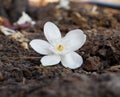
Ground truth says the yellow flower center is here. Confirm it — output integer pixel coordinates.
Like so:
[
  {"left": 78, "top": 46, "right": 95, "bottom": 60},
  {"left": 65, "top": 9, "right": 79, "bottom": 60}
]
[{"left": 57, "top": 45, "right": 64, "bottom": 51}]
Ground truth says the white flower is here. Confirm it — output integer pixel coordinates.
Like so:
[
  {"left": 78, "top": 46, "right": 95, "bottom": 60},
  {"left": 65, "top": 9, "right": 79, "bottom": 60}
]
[
  {"left": 17, "top": 11, "right": 36, "bottom": 25},
  {"left": 56, "top": 0, "right": 70, "bottom": 10},
  {"left": 30, "top": 22, "right": 86, "bottom": 69}
]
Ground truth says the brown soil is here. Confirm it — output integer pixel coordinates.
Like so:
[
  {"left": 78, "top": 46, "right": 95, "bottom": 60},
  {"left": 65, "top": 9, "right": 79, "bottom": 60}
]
[{"left": 0, "top": 2, "right": 120, "bottom": 97}]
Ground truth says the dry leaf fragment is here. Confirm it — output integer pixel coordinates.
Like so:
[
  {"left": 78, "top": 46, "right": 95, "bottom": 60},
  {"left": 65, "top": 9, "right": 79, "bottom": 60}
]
[
  {"left": 20, "top": 42, "right": 29, "bottom": 49},
  {"left": 0, "top": 26, "right": 16, "bottom": 35},
  {"left": 71, "top": 12, "right": 87, "bottom": 28},
  {"left": 0, "top": 25, "right": 29, "bottom": 49},
  {"left": 91, "top": 6, "right": 99, "bottom": 15},
  {"left": 10, "top": 32, "right": 29, "bottom": 49},
  {"left": 106, "top": 65, "right": 120, "bottom": 72},
  {"left": 10, "top": 32, "right": 29, "bottom": 42}
]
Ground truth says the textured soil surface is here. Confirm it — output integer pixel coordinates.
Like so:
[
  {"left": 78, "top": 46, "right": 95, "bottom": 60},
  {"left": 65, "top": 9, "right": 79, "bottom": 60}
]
[{"left": 0, "top": 2, "right": 120, "bottom": 97}]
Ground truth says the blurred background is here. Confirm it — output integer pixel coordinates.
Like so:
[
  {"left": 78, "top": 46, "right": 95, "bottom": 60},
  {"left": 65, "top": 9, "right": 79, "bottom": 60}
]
[
  {"left": 29, "top": 0, "right": 120, "bottom": 6},
  {"left": 0, "top": 0, "right": 120, "bottom": 23}
]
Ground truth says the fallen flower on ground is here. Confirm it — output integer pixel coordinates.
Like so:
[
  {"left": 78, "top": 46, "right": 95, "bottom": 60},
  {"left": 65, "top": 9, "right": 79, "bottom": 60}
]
[
  {"left": 16, "top": 11, "right": 36, "bottom": 25},
  {"left": 56, "top": 0, "right": 70, "bottom": 10},
  {"left": 30, "top": 21, "right": 86, "bottom": 69}
]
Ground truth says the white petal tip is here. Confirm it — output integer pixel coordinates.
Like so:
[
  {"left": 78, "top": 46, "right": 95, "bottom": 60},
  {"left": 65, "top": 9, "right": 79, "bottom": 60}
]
[
  {"left": 44, "top": 21, "right": 55, "bottom": 26},
  {"left": 29, "top": 39, "right": 52, "bottom": 55},
  {"left": 61, "top": 52, "right": 83, "bottom": 69},
  {"left": 44, "top": 21, "right": 61, "bottom": 43},
  {"left": 41, "top": 55, "right": 61, "bottom": 66}
]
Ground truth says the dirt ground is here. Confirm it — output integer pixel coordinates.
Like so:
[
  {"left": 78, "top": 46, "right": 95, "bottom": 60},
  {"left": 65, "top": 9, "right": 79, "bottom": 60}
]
[{"left": 0, "top": 2, "right": 120, "bottom": 97}]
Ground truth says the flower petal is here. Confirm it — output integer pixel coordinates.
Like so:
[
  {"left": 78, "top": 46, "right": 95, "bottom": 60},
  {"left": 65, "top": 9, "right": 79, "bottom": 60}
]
[
  {"left": 61, "top": 52, "right": 83, "bottom": 69},
  {"left": 30, "top": 39, "right": 52, "bottom": 55},
  {"left": 41, "top": 55, "right": 61, "bottom": 66},
  {"left": 62, "top": 29, "right": 86, "bottom": 52},
  {"left": 44, "top": 22, "right": 61, "bottom": 43}
]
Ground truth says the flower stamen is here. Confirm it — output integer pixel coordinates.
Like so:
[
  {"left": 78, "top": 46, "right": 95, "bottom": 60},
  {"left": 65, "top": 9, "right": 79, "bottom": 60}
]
[{"left": 57, "top": 44, "right": 64, "bottom": 51}]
